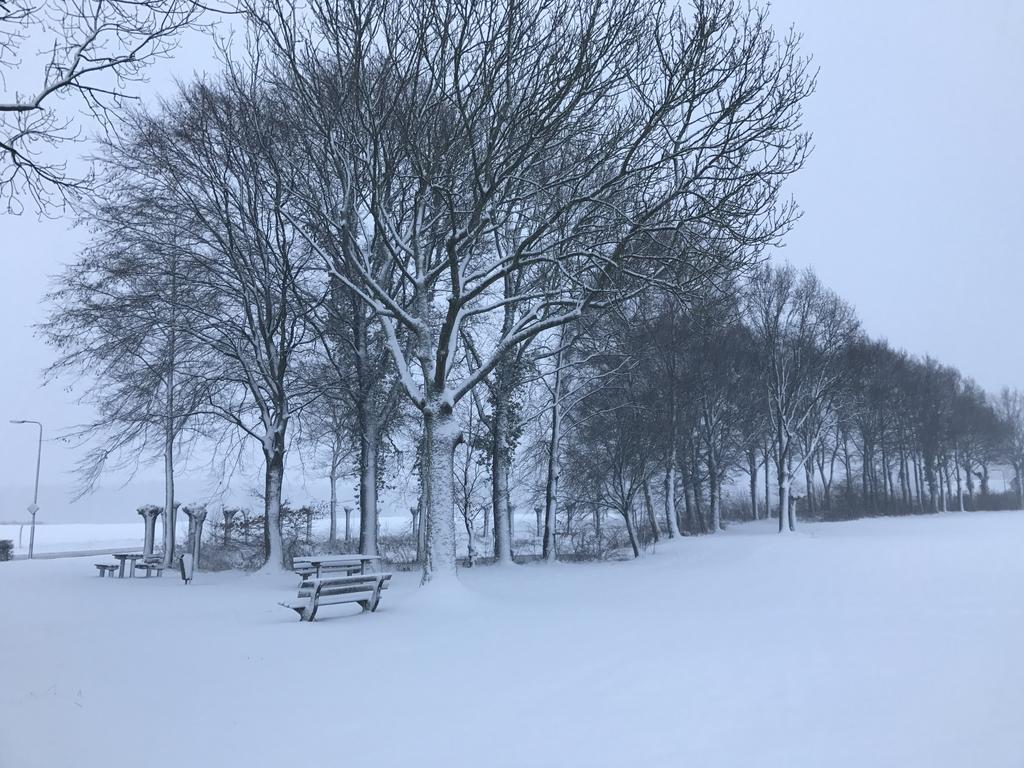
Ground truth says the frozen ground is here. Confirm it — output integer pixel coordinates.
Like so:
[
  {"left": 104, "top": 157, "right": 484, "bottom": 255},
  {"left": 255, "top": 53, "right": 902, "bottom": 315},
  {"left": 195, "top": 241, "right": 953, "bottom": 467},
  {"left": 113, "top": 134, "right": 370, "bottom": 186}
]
[{"left": 1, "top": 511, "right": 1023, "bottom": 768}]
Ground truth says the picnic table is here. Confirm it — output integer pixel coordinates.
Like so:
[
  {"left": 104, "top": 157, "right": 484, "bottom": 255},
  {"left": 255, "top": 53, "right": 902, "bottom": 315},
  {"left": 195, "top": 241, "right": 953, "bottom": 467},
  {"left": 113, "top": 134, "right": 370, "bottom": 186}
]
[
  {"left": 111, "top": 552, "right": 146, "bottom": 579},
  {"left": 292, "top": 554, "right": 381, "bottom": 579}
]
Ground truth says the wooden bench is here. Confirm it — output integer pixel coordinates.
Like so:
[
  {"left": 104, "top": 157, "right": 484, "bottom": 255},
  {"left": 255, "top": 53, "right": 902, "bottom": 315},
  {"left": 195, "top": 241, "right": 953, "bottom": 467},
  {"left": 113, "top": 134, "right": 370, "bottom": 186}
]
[
  {"left": 280, "top": 573, "right": 392, "bottom": 622},
  {"left": 136, "top": 562, "right": 165, "bottom": 577},
  {"left": 95, "top": 564, "right": 119, "bottom": 577}
]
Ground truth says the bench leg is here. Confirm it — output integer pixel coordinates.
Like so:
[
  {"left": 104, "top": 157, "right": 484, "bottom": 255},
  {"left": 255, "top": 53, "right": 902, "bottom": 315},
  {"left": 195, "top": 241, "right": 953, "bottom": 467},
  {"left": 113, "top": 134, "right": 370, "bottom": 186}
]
[
  {"left": 365, "top": 579, "right": 383, "bottom": 612},
  {"left": 301, "top": 582, "right": 324, "bottom": 622}
]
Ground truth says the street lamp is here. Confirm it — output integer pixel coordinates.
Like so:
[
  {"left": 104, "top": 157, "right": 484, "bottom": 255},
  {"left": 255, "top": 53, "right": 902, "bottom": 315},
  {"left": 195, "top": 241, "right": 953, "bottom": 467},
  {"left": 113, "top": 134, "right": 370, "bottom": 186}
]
[{"left": 10, "top": 420, "right": 42, "bottom": 559}]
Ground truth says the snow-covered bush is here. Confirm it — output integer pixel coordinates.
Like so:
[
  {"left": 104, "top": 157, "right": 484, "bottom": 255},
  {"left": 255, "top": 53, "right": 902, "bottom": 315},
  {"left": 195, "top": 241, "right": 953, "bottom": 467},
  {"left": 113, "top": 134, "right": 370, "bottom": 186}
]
[{"left": 0, "top": 540, "right": 12, "bottom": 561}]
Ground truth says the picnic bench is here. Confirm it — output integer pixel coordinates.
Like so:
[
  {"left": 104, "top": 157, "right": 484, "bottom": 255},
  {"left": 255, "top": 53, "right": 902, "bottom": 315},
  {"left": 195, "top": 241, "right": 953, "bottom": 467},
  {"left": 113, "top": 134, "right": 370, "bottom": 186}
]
[
  {"left": 136, "top": 558, "right": 165, "bottom": 577},
  {"left": 292, "top": 554, "right": 381, "bottom": 579},
  {"left": 111, "top": 552, "right": 145, "bottom": 578},
  {"left": 94, "top": 553, "right": 162, "bottom": 578},
  {"left": 95, "top": 563, "right": 119, "bottom": 577},
  {"left": 280, "top": 572, "right": 392, "bottom": 621}
]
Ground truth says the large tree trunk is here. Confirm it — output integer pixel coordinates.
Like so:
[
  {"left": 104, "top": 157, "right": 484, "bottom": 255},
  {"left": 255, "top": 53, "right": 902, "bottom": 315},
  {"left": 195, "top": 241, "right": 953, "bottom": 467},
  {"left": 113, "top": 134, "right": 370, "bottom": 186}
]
[
  {"left": 260, "top": 443, "right": 286, "bottom": 572},
  {"left": 358, "top": 409, "right": 380, "bottom": 556},
  {"left": 421, "top": 404, "right": 459, "bottom": 583}
]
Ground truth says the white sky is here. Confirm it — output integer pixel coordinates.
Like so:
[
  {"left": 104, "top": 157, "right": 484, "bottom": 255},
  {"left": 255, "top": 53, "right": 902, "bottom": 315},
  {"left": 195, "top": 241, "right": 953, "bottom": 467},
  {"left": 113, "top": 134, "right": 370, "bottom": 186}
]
[{"left": 1, "top": 1, "right": 1022, "bottom": 520}]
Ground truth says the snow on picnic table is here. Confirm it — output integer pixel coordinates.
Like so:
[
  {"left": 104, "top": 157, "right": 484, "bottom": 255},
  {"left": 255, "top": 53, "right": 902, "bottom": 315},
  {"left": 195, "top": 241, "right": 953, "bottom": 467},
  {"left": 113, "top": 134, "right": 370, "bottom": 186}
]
[{"left": 1, "top": 511, "right": 1023, "bottom": 768}]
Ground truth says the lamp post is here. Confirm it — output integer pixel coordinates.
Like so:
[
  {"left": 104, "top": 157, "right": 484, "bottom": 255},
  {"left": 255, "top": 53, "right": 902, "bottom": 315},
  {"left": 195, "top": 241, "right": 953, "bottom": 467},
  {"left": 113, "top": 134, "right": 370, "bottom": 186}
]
[{"left": 10, "top": 420, "right": 42, "bottom": 559}]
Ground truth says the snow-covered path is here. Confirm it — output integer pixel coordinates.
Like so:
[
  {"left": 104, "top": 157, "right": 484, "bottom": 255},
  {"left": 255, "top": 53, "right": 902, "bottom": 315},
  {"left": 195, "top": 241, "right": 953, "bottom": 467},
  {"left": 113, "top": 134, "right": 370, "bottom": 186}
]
[{"left": 1, "top": 511, "right": 1022, "bottom": 767}]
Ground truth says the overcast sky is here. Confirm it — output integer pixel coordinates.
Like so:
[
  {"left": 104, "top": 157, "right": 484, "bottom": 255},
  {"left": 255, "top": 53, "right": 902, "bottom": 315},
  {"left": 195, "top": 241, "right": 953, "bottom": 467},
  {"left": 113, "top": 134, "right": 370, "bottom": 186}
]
[{"left": 1, "top": 0, "right": 1022, "bottom": 520}]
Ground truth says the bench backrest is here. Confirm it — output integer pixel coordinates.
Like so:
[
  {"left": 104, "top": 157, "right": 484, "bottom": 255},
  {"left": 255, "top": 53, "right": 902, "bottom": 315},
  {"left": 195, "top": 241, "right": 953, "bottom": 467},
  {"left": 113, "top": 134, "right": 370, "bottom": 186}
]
[{"left": 296, "top": 573, "right": 392, "bottom": 602}]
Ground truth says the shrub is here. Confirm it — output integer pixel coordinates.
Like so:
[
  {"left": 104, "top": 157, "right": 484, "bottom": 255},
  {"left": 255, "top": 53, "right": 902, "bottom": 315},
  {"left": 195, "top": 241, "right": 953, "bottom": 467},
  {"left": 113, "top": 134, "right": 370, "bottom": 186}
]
[{"left": 0, "top": 540, "right": 12, "bottom": 561}]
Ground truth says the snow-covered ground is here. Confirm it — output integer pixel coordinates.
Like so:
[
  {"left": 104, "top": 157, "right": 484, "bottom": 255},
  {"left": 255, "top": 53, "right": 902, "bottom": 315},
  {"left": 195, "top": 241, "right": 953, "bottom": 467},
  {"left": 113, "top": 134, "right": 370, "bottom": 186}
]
[{"left": 2, "top": 511, "right": 1023, "bottom": 767}]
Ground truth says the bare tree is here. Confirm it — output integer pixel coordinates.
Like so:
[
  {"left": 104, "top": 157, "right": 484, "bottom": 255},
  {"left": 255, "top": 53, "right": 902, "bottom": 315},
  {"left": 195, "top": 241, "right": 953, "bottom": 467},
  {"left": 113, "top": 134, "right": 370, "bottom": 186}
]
[
  {"left": 99, "top": 75, "right": 323, "bottom": 569},
  {"left": 42, "top": 210, "right": 210, "bottom": 568},
  {"left": 246, "top": 0, "right": 814, "bottom": 582},
  {"left": 744, "top": 264, "right": 859, "bottom": 533}
]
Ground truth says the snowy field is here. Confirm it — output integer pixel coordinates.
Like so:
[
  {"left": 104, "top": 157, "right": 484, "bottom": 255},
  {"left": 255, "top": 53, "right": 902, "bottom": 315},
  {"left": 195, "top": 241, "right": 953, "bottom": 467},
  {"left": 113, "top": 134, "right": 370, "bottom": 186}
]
[
  {"left": 2, "top": 511, "right": 1023, "bottom": 768},
  {"left": 0, "top": 522, "right": 144, "bottom": 556}
]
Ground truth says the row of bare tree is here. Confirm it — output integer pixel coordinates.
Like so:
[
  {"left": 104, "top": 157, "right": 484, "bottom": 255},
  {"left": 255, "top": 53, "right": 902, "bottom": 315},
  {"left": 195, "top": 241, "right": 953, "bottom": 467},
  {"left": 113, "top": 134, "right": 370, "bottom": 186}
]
[
  {"left": 42, "top": 0, "right": 817, "bottom": 579},
  {"left": 546, "top": 268, "right": 1024, "bottom": 556}
]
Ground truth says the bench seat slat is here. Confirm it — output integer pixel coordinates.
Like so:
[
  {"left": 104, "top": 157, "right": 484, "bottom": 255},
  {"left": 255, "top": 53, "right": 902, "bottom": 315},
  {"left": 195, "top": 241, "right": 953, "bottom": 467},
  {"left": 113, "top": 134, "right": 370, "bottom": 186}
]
[{"left": 281, "top": 573, "right": 393, "bottom": 621}]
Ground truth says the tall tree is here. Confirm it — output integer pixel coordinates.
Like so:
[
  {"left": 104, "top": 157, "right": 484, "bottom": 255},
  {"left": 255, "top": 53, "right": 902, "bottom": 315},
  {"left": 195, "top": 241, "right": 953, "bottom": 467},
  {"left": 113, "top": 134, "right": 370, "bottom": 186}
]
[
  {"left": 99, "top": 76, "right": 323, "bottom": 569},
  {"left": 744, "top": 264, "right": 859, "bottom": 533},
  {"left": 42, "top": 212, "right": 209, "bottom": 568}
]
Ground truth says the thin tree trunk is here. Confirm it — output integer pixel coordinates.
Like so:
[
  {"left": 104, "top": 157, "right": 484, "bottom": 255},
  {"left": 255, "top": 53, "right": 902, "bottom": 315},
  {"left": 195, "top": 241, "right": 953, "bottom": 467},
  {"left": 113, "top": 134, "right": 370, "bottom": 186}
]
[
  {"left": 491, "top": 394, "right": 514, "bottom": 564},
  {"left": 664, "top": 456, "right": 682, "bottom": 537},
  {"left": 777, "top": 456, "right": 791, "bottom": 535},
  {"left": 804, "top": 460, "right": 815, "bottom": 519},
  {"left": 160, "top": 419, "right": 177, "bottom": 569},
  {"left": 623, "top": 503, "right": 640, "bottom": 558},
  {"left": 707, "top": 454, "right": 721, "bottom": 532},
  {"left": 329, "top": 468, "right": 338, "bottom": 544},
  {"left": 542, "top": 336, "right": 565, "bottom": 561},
  {"left": 747, "top": 448, "right": 759, "bottom": 521},
  {"left": 643, "top": 480, "right": 660, "bottom": 542}
]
